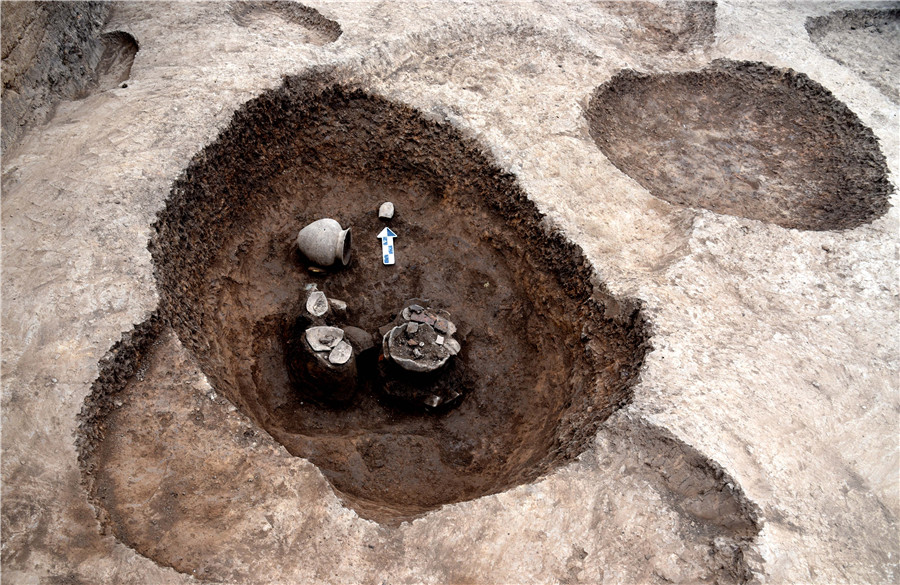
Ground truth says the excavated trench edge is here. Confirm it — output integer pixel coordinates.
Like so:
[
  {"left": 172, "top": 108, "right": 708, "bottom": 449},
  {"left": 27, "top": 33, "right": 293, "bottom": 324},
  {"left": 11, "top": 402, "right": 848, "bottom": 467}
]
[
  {"left": 151, "top": 70, "right": 652, "bottom": 476},
  {"left": 228, "top": 0, "right": 342, "bottom": 44}
]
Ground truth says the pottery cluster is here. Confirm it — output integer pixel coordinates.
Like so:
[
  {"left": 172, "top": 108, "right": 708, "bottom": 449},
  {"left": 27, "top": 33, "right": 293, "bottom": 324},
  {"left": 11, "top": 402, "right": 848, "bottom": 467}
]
[{"left": 289, "top": 215, "right": 465, "bottom": 410}]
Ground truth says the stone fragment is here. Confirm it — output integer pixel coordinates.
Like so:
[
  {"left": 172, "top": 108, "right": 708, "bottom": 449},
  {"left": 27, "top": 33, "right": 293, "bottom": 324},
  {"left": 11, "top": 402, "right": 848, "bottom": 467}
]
[
  {"left": 328, "top": 340, "right": 353, "bottom": 365},
  {"left": 343, "top": 326, "right": 374, "bottom": 353},
  {"left": 378, "top": 201, "right": 395, "bottom": 219},
  {"left": 306, "top": 291, "right": 329, "bottom": 317},
  {"left": 424, "top": 395, "right": 442, "bottom": 408},
  {"left": 407, "top": 339, "right": 419, "bottom": 346},
  {"left": 305, "top": 326, "right": 344, "bottom": 351},
  {"left": 329, "top": 298, "right": 348, "bottom": 314},
  {"left": 436, "top": 335, "right": 445, "bottom": 345},
  {"left": 409, "top": 304, "right": 424, "bottom": 313},
  {"left": 434, "top": 318, "right": 449, "bottom": 334},
  {"left": 445, "top": 338, "right": 461, "bottom": 356},
  {"left": 407, "top": 322, "right": 419, "bottom": 335},
  {"left": 413, "top": 348, "right": 422, "bottom": 358}
]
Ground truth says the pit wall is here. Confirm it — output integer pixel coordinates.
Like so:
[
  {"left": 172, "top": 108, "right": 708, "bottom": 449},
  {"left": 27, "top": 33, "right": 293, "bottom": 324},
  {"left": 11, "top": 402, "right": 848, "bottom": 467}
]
[
  {"left": 148, "top": 71, "right": 651, "bottom": 460},
  {"left": 1, "top": 1, "right": 110, "bottom": 155}
]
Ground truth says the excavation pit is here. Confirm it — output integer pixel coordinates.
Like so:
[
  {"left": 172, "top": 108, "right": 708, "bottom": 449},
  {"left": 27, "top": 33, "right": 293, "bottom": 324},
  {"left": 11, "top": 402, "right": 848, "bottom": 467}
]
[
  {"left": 128, "top": 74, "right": 651, "bottom": 523},
  {"left": 806, "top": 8, "right": 900, "bottom": 103},
  {"left": 586, "top": 59, "right": 893, "bottom": 231}
]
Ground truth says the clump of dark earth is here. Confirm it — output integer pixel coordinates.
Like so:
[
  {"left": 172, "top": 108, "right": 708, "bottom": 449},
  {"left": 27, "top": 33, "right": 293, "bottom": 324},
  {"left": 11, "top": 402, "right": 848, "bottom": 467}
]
[
  {"left": 228, "top": 0, "right": 342, "bottom": 45},
  {"left": 139, "top": 72, "right": 649, "bottom": 522},
  {"left": 586, "top": 59, "right": 893, "bottom": 231},
  {"left": 806, "top": 7, "right": 900, "bottom": 103}
]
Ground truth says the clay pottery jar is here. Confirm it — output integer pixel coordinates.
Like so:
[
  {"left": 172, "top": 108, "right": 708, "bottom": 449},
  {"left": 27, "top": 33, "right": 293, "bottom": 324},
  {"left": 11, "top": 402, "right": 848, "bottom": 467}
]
[{"left": 296, "top": 219, "right": 352, "bottom": 267}]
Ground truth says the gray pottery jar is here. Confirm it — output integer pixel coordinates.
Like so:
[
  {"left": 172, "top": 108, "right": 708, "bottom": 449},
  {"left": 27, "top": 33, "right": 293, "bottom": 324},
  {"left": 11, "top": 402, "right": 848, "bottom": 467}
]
[{"left": 296, "top": 218, "right": 352, "bottom": 267}]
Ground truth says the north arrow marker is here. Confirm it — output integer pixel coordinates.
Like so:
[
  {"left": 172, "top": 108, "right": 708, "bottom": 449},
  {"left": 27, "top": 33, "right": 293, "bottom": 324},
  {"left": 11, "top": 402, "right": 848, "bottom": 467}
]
[{"left": 377, "top": 227, "right": 397, "bottom": 265}]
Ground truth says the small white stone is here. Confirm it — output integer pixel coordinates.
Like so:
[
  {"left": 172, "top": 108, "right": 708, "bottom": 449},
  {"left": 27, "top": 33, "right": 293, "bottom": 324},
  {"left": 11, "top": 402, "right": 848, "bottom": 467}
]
[
  {"left": 436, "top": 335, "right": 444, "bottom": 345},
  {"left": 378, "top": 201, "right": 395, "bottom": 219},
  {"left": 306, "top": 291, "right": 329, "bottom": 317},
  {"left": 328, "top": 340, "right": 353, "bottom": 365}
]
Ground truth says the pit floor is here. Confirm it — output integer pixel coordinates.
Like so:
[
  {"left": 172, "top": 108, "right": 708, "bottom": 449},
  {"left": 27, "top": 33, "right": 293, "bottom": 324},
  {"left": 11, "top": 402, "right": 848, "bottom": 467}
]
[{"left": 2, "top": 2, "right": 898, "bottom": 584}]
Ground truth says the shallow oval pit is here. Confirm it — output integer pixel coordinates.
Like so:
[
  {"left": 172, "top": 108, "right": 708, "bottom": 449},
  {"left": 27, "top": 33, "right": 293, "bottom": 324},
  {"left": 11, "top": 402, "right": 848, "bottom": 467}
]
[
  {"left": 806, "top": 8, "right": 900, "bottom": 103},
  {"left": 139, "top": 73, "right": 649, "bottom": 523},
  {"left": 586, "top": 59, "right": 893, "bottom": 231}
]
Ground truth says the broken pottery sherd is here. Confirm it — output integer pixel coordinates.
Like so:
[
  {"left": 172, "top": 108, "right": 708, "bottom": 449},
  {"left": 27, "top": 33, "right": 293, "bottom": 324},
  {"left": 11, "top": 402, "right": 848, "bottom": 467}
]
[
  {"left": 328, "top": 340, "right": 353, "bottom": 365},
  {"left": 306, "top": 290, "right": 329, "bottom": 317},
  {"left": 305, "top": 326, "right": 344, "bottom": 352}
]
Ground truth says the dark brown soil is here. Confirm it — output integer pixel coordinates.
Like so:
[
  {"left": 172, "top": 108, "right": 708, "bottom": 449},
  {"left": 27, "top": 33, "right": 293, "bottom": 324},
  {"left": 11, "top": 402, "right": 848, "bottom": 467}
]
[
  {"left": 806, "top": 7, "right": 900, "bottom": 103},
  {"left": 228, "top": 0, "right": 342, "bottom": 45},
  {"left": 141, "top": 72, "right": 649, "bottom": 522},
  {"left": 586, "top": 59, "right": 893, "bottom": 231}
]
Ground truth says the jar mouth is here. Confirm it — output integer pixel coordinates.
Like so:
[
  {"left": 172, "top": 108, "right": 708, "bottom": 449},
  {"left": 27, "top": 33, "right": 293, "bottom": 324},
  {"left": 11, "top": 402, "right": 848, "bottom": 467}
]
[{"left": 339, "top": 228, "right": 352, "bottom": 266}]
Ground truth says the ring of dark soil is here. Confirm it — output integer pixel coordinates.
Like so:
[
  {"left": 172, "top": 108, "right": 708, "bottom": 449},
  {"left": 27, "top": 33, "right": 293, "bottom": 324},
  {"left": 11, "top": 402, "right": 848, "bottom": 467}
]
[
  {"left": 586, "top": 59, "right": 893, "bottom": 231},
  {"left": 140, "top": 72, "right": 649, "bottom": 522},
  {"left": 228, "top": 1, "right": 342, "bottom": 45},
  {"left": 599, "top": 0, "right": 716, "bottom": 54}
]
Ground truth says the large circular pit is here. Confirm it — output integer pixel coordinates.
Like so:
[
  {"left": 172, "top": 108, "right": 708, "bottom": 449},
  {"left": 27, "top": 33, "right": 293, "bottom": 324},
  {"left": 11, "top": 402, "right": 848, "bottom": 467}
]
[
  {"left": 149, "top": 74, "right": 649, "bottom": 522},
  {"left": 586, "top": 59, "right": 893, "bottom": 231}
]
